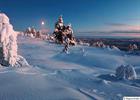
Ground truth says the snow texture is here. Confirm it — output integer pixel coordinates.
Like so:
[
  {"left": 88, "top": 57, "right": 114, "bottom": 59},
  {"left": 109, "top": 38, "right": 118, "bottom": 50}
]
[{"left": 12, "top": 36, "right": 140, "bottom": 100}]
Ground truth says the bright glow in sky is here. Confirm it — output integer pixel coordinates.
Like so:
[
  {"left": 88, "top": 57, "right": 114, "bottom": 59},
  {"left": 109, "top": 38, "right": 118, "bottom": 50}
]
[{"left": 41, "top": 21, "right": 45, "bottom": 25}]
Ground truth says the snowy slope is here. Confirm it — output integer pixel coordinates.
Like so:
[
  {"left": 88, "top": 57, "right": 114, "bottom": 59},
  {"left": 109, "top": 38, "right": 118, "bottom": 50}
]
[{"left": 0, "top": 36, "right": 140, "bottom": 100}]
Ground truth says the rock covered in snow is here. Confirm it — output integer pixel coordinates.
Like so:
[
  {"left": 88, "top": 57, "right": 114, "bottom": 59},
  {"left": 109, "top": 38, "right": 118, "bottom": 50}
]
[
  {"left": 0, "top": 13, "right": 17, "bottom": 66},
  {"left": 115, "top": 65, "right": 137, "bottom": 80}
]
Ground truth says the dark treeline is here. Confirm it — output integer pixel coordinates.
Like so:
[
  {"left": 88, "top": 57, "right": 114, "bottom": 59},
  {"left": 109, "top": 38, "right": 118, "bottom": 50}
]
[{"left": 76, "top": 37, "right": 140, "bottom": 51}]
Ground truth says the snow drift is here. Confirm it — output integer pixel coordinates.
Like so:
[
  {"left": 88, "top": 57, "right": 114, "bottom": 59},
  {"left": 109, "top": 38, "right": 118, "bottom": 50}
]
[{"left": 0, "top": 35, "right": 139, "bottom": 100}]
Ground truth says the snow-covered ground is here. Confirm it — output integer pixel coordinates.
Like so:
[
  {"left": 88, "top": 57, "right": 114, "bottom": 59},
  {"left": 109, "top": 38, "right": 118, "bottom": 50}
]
[{"left": 0, "top": 36, "right": 140, "bottom": 100}]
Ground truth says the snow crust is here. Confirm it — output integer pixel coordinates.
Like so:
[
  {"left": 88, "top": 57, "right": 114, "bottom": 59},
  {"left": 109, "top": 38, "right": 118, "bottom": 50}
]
[{"left": 11, "top": 36, "right": 140, "bottom": 100}]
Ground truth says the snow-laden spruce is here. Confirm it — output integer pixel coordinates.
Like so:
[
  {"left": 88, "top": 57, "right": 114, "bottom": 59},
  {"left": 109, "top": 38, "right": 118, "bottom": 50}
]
[
  {"left": 115, "top": 65, "right": 137, "bottom": 80},
  {"left": 0, "top": 13, "right": 18, "bottom": 66},
  {"left": 0, "top": 13, "right": 29, "bottom": 67}
]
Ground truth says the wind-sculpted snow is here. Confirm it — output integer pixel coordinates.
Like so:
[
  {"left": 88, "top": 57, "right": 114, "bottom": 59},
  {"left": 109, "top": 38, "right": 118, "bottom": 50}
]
[
  {"left": 53, "top": 46, "right": 126, "bottom": 69},
  {"left": 0, "top": 67, "right": 91, "bottom": 100},
  {"left": 0, "top": 36, "right": 139, "bottom": 100}
]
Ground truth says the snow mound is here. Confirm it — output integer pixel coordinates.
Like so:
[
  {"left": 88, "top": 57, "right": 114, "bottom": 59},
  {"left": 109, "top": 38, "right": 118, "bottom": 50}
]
[
  {"left": 0, "top": 55, "right": 30, "bottom": 68},
  {"left": 115, "top": 65, "right": 137, "bottom": 80},
  {"left": 14, "top": 55, "right": 30, "bottom": 67}
]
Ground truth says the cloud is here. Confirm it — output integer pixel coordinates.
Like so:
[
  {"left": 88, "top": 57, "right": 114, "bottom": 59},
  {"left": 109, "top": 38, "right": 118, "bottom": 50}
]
[
  {"left": 127, "top": 18, "right": 140, "bottom": 21},
  {"left": 76, "top": 22, "right": 140, "bottom": 37},
  {"left": 77, "top": 30, "right": 140, "bottom": 34},
  {"left": 106, "top": 23, "right": 140, "bottom": 27},
  {"left": 109, "top": 30, "right": 140, "bottom": 33},
  {"left": 104, "top": 23, "right": 140, "bottom": 32},
  {"left": 76, "top": 31, "right": 140, "bottom": 38},
  {"left": 106, "top": 23, "right": 130, "bottom": 26}
]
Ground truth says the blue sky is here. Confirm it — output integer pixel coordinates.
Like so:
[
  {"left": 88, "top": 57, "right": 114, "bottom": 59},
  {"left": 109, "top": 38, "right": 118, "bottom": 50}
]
[{"left": 0, "top": 0, "right": 140, "bottom": 37}]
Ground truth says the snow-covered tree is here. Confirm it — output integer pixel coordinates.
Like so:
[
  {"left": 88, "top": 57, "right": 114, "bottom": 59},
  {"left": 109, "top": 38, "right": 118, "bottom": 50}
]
[
  {"left": 125, "top": 65, "right": 137, "bottom": 80},
  {"left": 111, "top": 45, "right": 120, "bottom": 51},
  {"left": 116, "top": 65, "right": 126, "bottom": 79},
  {"left": 115, "top": 65, "right": 137, "bottom": 80},
  {"left": 0, "top": 13, "right": 17, "bottom": 66}
]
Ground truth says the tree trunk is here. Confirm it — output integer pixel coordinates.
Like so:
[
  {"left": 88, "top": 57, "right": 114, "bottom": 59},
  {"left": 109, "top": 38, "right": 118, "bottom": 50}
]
[{"left": 0, "top": 45, "right": 9, "bottom": 66}]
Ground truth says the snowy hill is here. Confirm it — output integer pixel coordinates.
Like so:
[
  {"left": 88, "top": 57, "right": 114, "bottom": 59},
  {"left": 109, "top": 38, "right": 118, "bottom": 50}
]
[{"left": 0, "top": 36, "right": 140, "bottom": 100}]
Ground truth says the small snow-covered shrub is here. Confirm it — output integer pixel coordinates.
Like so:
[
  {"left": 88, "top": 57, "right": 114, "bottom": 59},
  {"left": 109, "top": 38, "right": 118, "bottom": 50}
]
[
  {"left": 111, "top": 45, "right": 120, "bottom": 51},
  {"left": 79, "top": 41, "right": 90, "bottom": 46},
  {"left": 115, "top": 65, "right": 137, "bottom": 80}
]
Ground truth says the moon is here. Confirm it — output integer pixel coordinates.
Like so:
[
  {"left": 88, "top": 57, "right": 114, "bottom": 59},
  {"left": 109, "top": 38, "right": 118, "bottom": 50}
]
[{"left": 41, "top": 21, "right": 45, "bottom": 25}]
